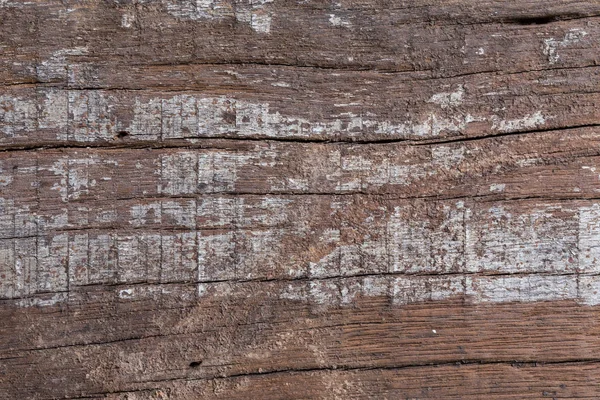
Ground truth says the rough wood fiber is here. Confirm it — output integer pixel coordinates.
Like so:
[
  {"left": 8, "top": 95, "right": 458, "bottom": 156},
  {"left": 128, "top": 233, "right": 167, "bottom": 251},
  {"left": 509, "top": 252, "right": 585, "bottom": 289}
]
[{"left": 2, "top": 0, "right": 600, "bottom": 398}]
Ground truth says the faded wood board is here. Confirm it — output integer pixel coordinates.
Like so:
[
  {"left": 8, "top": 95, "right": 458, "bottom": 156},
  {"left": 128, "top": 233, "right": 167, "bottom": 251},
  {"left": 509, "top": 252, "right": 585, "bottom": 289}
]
[{"left": 2, "top": 0, "right": 600, "bottom": 398}]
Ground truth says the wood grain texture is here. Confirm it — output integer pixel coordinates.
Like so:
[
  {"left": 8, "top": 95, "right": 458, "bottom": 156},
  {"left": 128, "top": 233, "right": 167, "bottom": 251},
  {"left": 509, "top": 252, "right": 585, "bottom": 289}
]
[{"left": 2, "top": 0, "right": 600, "bottom": 398}]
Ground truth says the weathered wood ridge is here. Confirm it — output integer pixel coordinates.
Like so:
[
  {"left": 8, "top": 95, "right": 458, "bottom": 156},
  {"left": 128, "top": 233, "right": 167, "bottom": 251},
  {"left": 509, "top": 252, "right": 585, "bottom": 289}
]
[{"left": 2, "top": 0, "right": 600, "bottom": 398}]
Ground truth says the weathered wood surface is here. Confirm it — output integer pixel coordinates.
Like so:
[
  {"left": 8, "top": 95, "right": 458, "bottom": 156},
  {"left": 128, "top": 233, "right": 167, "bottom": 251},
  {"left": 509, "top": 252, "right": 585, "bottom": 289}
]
[{"left": 2, "top": 0, "right": 600, "bottom": 398}]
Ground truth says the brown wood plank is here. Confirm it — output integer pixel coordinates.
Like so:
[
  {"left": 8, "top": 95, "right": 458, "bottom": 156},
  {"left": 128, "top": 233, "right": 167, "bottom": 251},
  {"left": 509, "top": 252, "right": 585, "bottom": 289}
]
[
  {"left": 1, "top": 65, "right": 600, "bottom": 144},
  {"left": 0, "top": 194, "right": 596, "bottom": 297},
  {"left": 103, "top": 363, "right": 600, "bottom": 400},
  {"left": 3, "top": 1, "right": 600, "bottom": 398},
  {"left": 2, "top": 126, "right": 600, "bottom": 205},
  {"left": 2, "top": 295, "right": 600, "bottom": 399},
  {"left": 1, "top": 0, "right": 600, "bottom": 84}
]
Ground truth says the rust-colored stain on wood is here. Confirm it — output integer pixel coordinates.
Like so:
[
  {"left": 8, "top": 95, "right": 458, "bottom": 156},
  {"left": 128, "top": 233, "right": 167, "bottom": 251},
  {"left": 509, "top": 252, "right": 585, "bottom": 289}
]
[{"left": 2, "top": 1, "right": 600, "bottom": 398}]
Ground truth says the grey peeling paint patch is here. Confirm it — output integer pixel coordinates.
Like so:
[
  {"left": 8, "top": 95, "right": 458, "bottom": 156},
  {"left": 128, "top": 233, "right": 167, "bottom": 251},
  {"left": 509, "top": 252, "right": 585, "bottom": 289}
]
[
  {"left": 0, "top": 95, "right": 37, "bottom": 137},
  {"left": 392, "top": 276, "right": 464, "bottom": 305},
  {"left": 329, "top": 14, "right": 351, "bottom": 28},
  {"left": 0, "top": 90, "right": 68, "bottom": 138},
  {"left": 6, "top": 201, "right": 600, "bottom": 307},
  {"left": 41, "top": 156, "right": 116, "bottom": 202},
  {"left": 204, "top": 202, "right": 600, "bottom": 306},
  {"left": 40, "top": 90, "right": 69, "bottom": 131},
  {"left": 387, "top": 203, "right": 465, "bottom": 274},
  {"left": 579, "top": 276, "right": 600, "bottom": 305},
  {"left": 164, "top": 0, "right": 274, "bottom": 33},
  {"left": 578, "top": 205, "right": 600, "bottom": 274},
  {"left": 68, "top": 91, "right": 118, "bottom": 142},
  {"left": 105, "top": 93, "right": 546, "bottom": 140},
  {"left": 15, "top": 293, "right": 69, "bottom": 308},
  {"left": 238, "top": 274, "right": 599, "bottom": 306},
  {"left": 543, "top": 28, "right": 588, "bottom": 64},
  {"left": 491, "top": 111, "right": 548, "bottom": 133},
  {"left": 159, "top": 151, "right": 261, "bottom": 195},
  {"left": 36, "top": 47, "right": 88, "bottom": 82},
  {"left": 121, "top": 13, "right": 135, "bottom": 28},
  {"left": 427, "top": 85, "right": 465, "bottom": 108},
  {"left": 465, "top": 204, "right": 579, "bottom": 274},
  {"left": 2, "top": 89, "right": 559, "bottom": 142},
  {"left": 465, "top": 275, "right": 578, "bottom": 303}
]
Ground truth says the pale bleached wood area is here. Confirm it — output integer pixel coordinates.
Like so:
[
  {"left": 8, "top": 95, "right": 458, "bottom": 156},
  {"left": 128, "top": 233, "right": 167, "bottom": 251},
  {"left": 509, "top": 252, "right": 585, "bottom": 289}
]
[{"left": 2, "top": 0, "right": 600, "bottom": 398}]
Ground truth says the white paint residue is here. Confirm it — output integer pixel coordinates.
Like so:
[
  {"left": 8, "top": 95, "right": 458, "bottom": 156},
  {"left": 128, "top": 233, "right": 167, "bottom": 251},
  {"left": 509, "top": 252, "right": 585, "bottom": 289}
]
[
  {"left": 466, "top": 275, "right": 577, "bottom": 303},
  {"left": 578, "top": 205, "right": 600, "bottom": 274},
  {"left": 329, "top": 14, "right": 350, "bottom": 27},
  {"left": 249, "top": 11, "right": 272, "bottom": 33},
  {"left": 21, "top": 92, "right": 555, "bottom": 143},
  {"left": 516, "top": 158, "right": 539, "bottom": 167},
  {"left": 271, "top": 82, "right": 291, "bottom": 88},
  {"left": 119, "top": 288, "right": 134, "bottom": 299},
  {"left": 16, "top": 293, "right": 68, "bottom": 308},
  {"left": 162, "top": 200, "right": 197, "bottom": 228},
  {"left": 361, "top": 276, "right": 389, "bottom": 297},
  {"left": 39, "top": 90, "right": 68, "bottom": 133},
  {"left": 285, "top": 178, "right": 309, "bottom": 190},
  {"left": 373, "top": 113, "right": 478, "bottom": 138},
  {"left": 46, "top": 159, "right": 69, "bottom": 202},
  {"left": 165, "top": 0, "right": 234, "bottom": 20},
  {"left": 309, "top": 280, "right": 341, "bottom": 305},
  {"left": 492, "top": 111, "right": 548, "bottom": 133},
  {"left": 393, "top": 276, "right": 464, "bottom": 304},
  {"left": 121, "top": 13, "right": 135, "bottom": 28},
  {"left": 37, "top": 47, "right": 88, "bottom": 81},
  {"left": 45, "top": 158, "right": 99, "bottom": 202},
  {"left": 336, "top": 144, "right": 464, "bottom": 191},
  {"left": 12, "top": 187, "right": 600, "bottom": 308},
  {"left": 129, "top": 94, "right": 483, "bottom": 141},
  {"left": 320, "top": 229, "right": 341, "bottom": 244},
  {"left": 165, "top": 0, "right": 274, "bottom": 33},
  {"left": 489, "top": 183, "right": 505, "bottom": 192},
  {"left": 68, "top": 90, "right": 116, "bottom": 141},
  {"left": 579, "top": 276, "right": 600, "bottom": 305},
  {"left": 428, "top": 85, "right": 465, "bottom": 108},
  {"left": 0, "top": 95, "right": 37, "bottom": 137},
  {"left": 160, "top": 152, "right": 199, "bottom": 195},
  {"left": 130, "top": 203, "right": 162, "bottom": 227},
  {"left": 280, "top": 284, "right": 306, "bottom": 301},
  {"left": 543, "top": 28, "right": 588, "bottom": 64},
  {"left": 432, "top": 145, "right": 465, "bottom": 166}
]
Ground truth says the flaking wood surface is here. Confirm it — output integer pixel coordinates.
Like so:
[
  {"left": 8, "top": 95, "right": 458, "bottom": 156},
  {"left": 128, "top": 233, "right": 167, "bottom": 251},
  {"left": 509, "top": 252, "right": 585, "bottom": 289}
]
[{"left": 2, "top": 0, "right": 600, "bottom": 398}]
